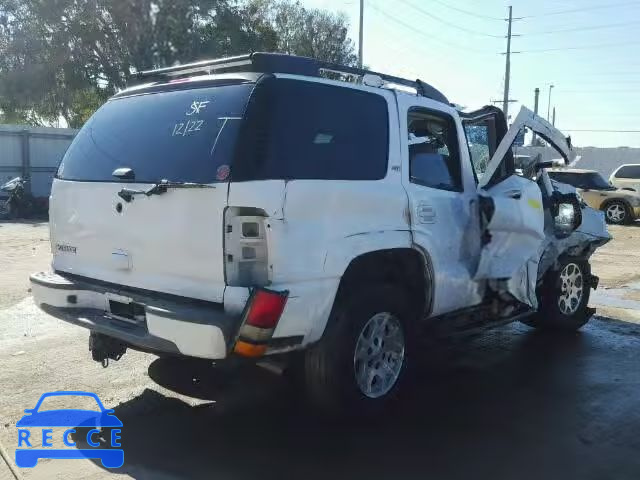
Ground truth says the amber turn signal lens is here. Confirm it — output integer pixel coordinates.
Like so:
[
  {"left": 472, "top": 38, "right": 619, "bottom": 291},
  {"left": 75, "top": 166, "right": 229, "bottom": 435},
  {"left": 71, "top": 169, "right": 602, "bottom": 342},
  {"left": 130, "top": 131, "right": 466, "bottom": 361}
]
[{"left": 234, "top": 340, "right": 267, "bottom": 357}]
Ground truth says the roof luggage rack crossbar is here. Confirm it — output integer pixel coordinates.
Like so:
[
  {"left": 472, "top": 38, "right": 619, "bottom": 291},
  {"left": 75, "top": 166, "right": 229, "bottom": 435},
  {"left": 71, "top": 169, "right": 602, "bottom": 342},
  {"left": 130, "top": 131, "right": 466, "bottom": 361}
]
[{"left": 133, "top": 52, "right": 449, "bottom": 104}]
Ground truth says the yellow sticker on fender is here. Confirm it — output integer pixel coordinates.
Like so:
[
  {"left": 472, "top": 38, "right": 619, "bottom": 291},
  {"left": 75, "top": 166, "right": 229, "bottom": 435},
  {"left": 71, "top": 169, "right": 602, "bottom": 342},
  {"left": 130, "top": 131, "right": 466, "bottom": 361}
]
[{"left": 528, "top": 199, "right": 542, "bottom": 210}]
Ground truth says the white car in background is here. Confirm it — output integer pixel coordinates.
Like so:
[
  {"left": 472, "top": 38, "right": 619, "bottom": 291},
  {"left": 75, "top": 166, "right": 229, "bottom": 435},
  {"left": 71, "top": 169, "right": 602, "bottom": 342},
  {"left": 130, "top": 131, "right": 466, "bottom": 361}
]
[{"left": 610, "top": 164, "right": 640, "bottom": 193}]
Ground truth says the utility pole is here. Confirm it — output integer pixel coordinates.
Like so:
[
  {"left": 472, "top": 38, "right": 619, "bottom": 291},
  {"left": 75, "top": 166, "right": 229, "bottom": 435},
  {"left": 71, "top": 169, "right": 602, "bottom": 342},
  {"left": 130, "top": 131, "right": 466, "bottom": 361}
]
[
  {"left": 502, "top": 6, "right": 513, "bottom": 119},
  {"left": 547, "top": 84, "right": 554, "bottom": 121},
  {"left": 532, "top": 87, "right": 540, "bottom": 145},
  {"left": 552, "top": 107, "right": 556, "bottom": 126},
  {"left": 358, "top": 0, "right": 364, "bottom": 69}
]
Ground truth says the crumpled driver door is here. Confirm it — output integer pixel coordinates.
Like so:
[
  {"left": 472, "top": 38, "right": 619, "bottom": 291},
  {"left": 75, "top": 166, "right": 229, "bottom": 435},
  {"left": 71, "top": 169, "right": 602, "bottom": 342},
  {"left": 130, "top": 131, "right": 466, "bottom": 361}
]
[{"left": 473, "top": 106, "right": 573, "bottom": 307}]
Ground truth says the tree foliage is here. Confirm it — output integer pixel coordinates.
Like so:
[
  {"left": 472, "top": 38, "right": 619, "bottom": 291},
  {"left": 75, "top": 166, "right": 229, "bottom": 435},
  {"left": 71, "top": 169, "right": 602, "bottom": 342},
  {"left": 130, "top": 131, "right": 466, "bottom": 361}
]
[{"left": 0, "top": 0, "right": 357, "bottom": 127}]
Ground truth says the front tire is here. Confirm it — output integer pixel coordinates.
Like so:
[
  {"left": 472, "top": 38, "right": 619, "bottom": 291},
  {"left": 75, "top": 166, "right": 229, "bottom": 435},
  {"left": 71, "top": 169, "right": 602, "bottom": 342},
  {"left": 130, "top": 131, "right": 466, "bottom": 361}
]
[
  {"left": 523, "top": 257, "right": 593, "bottom": 331},
  {"left": 303, "top": 284, "right": 414, "bottom": 415}
]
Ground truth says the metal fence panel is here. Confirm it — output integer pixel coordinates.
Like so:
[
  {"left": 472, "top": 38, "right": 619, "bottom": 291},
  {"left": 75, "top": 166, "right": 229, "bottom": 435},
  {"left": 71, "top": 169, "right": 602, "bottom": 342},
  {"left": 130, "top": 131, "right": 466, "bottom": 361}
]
[{"left": 0, "top": 125, "right": 78, "bottom": 198}]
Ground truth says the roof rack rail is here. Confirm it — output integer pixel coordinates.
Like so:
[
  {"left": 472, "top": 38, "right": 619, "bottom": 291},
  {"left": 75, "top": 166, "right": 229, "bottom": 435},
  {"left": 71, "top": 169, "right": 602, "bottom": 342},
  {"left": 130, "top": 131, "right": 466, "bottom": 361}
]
[{"left": 133, "top": 52, "right": 449, "bottom": 104}]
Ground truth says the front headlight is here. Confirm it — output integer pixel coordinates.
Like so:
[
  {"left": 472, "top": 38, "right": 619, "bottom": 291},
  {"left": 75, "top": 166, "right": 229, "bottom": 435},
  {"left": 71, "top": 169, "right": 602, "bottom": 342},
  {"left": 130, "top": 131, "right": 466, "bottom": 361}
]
[{"left": 555, "top": 203, "right": 576, "bottom": 234}]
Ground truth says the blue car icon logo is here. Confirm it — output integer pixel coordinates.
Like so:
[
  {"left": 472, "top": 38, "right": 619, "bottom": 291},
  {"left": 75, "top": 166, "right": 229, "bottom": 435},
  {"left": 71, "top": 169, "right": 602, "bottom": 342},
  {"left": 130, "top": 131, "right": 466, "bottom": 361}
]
[{"left": 15, "top": 391, "right": 123, "bottom": 468}]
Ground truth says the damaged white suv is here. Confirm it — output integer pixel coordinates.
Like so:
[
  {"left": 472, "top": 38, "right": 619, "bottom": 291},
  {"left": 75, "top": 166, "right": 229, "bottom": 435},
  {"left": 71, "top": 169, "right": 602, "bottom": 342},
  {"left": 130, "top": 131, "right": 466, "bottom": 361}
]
[{"left": 31, "top": 53, "right": 610, "bottom": 413}]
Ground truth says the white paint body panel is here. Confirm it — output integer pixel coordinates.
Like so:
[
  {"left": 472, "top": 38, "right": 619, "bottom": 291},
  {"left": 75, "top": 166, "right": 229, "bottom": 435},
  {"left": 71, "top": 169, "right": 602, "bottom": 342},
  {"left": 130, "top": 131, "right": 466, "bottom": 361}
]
[
  {"left": 397, "top": 95, "right": 484, "bottom": 315},
  {"left": 226, "top": 84, "right": 411, "bottom": 342},
  {"left": 50, "top": 179, "right": 228, "bottom": 302},
  {"left": 475, "top": 176, "right": 545, "bottom": 280},
  {"left": 476, "top": 106, "right": 574, "bottom": 306}
]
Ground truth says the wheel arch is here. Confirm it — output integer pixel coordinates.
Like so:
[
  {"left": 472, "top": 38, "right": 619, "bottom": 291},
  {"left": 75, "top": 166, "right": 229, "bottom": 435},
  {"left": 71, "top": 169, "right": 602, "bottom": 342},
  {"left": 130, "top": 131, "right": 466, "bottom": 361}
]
[{"left": 332, "top": 246, "right": 434, "bottom": 324}]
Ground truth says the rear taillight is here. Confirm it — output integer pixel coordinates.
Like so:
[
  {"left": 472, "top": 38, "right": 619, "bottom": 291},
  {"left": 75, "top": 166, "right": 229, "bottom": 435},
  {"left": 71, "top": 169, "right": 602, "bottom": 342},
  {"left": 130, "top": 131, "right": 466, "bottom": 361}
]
[
  {"left": 224, "top": 208, "right": 269, "bottom": 287},
  {"left": 234, "top": 288, "right": 288, "bottom": 357}
]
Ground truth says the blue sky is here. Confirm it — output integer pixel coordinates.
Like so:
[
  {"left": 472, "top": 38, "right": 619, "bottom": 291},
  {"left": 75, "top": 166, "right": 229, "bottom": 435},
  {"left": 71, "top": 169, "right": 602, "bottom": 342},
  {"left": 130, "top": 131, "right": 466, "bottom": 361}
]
[{"left": 300, "top": 0, "right": 640, "bottom": 147}]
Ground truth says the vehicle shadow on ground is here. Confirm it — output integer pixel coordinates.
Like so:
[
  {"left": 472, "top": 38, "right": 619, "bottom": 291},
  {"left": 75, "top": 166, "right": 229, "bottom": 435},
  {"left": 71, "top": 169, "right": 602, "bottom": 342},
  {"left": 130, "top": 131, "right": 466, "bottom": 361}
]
[{"left": 88, "top": 320, "right": 640, "bottom": 480}]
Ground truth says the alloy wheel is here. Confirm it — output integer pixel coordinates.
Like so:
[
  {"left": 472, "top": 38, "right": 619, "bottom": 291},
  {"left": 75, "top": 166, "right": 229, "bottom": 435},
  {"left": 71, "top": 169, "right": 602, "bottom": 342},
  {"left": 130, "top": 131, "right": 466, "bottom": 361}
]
[
  {"left": 558, "top": 262, "right": 584, "bottom": 315},
  {"left": 606, "top": 203, "right": 626, "bottom": 223},
  {"left": 353, "top": 312, "right": 405, "bottom": 399}
]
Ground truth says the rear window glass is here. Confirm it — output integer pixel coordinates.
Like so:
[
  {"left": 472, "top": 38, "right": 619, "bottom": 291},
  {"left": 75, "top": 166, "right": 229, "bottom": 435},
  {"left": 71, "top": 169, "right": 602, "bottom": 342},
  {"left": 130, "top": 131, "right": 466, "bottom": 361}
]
[
  {"left": 233, "top": 78, "right": 389, "bottom": 181},
  {"left": 57, "top": 83, "right": 253, "bottom": 183}
]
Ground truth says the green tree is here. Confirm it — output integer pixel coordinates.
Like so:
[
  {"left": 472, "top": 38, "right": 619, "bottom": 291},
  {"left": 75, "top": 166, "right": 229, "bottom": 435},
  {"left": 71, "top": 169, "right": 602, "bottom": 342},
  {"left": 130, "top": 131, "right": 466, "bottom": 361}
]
[
  {"left": 251, "top": 0, "right": 357, "bottom": 65},
  {"left": 0, "top": 0, "right": 357, "bottom": 127}
]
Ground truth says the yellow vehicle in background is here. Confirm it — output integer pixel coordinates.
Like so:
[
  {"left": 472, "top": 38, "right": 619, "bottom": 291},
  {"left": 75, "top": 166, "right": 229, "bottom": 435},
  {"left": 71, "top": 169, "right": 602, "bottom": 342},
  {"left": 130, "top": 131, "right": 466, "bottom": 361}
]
[{"left": 548, "top": 169, "right": 640, "bottom": 225}]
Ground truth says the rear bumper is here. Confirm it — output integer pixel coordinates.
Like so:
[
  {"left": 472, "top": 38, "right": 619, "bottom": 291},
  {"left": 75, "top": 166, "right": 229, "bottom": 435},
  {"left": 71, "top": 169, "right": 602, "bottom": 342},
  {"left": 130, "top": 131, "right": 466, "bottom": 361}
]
[
  {"left": 632, "top": 206, "right": 640, "bottom": 220},
  {"left": 30, "top": 271, "right": 237, "bottom": 359},
  {"left": 31, "top": 271, "right": 340, "bottom": 359}
]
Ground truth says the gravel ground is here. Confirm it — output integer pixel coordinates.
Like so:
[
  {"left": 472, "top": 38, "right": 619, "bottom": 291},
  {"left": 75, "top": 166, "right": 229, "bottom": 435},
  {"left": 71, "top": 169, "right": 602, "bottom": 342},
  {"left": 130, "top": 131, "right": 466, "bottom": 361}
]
[{"left": 1, "top": 220, "right": 640, "bottom": 479}]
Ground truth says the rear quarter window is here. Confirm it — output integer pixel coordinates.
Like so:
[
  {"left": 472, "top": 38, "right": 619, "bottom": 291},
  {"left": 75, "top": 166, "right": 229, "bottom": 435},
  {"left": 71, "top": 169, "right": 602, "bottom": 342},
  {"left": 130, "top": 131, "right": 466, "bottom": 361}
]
[{"left": 233, "top": 78, "right": 389, "bottom": 181}]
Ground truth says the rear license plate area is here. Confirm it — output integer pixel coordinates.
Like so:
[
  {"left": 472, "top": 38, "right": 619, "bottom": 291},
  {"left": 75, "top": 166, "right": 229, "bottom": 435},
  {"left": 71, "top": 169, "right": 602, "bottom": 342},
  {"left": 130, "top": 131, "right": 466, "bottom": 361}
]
[{"left": 107, "top": 299, "right": 146, "bottom": 325}]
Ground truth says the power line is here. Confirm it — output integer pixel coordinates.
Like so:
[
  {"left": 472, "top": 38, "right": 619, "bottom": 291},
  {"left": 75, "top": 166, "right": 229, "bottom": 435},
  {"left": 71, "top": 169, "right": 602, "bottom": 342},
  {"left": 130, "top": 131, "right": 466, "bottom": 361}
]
[
  {"left": 570, "top": 71, "right": 640, "bottom": 76},
  {"left": 525, "top": 19, "right": 640, "bottom": 36},
  {"left": 397, "top": 0, "right": 504, "bottom": 38},
  {"left": 512, "top": 40, "right": 640, "bottom": 54},
  {"left": 520, "top": 1, "right": 640, "bottom": 18},
  {"left": 424, "top": 0, "right": 504, "bottom": 21},
  {"left": 556, "top": 89, "right": 640, "bottom": 93},
  {"left": 562, "top": 129, "right": 640, "bottom": 133},
  {"left": 368, "top": 2, "right": 494, "bottom": 54},
  {"left": 564, "top": 79, "right": 640, "bottom": 84}
]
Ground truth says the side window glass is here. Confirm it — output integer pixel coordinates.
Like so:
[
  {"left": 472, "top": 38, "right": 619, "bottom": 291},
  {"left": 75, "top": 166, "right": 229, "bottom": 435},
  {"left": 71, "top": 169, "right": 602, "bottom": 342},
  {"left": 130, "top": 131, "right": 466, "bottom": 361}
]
[
  {"left": 464, "top": 124, "right": 490, "bottom": 180},
  {"left": 615, "top": 167, "right": 629, "bottom": 178},
  {"left": 407, "top": 109, "right": 462, "bottom": 192},
  {"left": 617, "top": 166, "right": 640, "bottom": 179}
]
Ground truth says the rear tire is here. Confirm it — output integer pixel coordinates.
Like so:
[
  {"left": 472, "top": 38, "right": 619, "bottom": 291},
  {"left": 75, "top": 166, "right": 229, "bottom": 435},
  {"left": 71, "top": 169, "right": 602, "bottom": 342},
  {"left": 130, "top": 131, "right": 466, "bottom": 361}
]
[
  {"left": 522, "top": 257, "right": 593, "bottom": 331},
  {"left": 303, "top": 284, "right": 414, "bottom": 416}
]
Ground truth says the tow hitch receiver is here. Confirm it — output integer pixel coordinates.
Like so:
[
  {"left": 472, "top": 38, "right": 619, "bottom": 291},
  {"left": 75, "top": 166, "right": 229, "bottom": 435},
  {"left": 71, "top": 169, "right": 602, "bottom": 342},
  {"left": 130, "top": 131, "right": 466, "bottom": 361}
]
[{"left": 89, "top": 332, "right": 127, "bottom": 368}]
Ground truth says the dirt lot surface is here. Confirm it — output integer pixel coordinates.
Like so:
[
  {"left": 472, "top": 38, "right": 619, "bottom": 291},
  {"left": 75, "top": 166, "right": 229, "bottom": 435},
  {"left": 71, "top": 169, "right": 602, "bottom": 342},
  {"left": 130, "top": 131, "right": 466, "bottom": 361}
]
[
  {"left": 0, "top": 222, "right": 50, "bottom": 310},
  {"left": 1, "top": 220, "right": 640, "bottom": 479}
]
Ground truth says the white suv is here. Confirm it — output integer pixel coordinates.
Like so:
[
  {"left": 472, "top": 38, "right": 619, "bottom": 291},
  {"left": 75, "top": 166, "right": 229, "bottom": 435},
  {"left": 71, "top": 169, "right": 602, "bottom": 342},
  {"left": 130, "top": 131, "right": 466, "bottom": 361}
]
[
  {"left": 31, "top": 53, "right": 610, "bottom": 413},
  {"left": 610, "top": 164, "right": 640, "bottom": 193}
]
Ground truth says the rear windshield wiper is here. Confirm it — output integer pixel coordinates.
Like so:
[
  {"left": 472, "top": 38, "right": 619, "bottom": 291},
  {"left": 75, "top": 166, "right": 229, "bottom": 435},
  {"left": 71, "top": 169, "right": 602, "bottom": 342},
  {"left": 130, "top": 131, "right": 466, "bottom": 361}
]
[{"left": 117, "top": 179, "right": 215, "bottom": 203}]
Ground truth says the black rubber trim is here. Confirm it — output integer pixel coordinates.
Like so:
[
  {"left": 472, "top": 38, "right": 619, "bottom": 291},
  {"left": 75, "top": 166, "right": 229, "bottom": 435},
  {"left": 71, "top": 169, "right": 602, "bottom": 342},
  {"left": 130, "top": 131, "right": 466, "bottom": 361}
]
[
  {"left": 40, "top": 305, "right": 181, "bottom": 355},
  {"left": 32, "top": 272, "right": 243, "bottom": 343},
  {"left": 268, "top": 335, "right": 304, "bottom": 349},
  {"left": 51, "top": 271, "right": 225, "bottom": 310}
]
